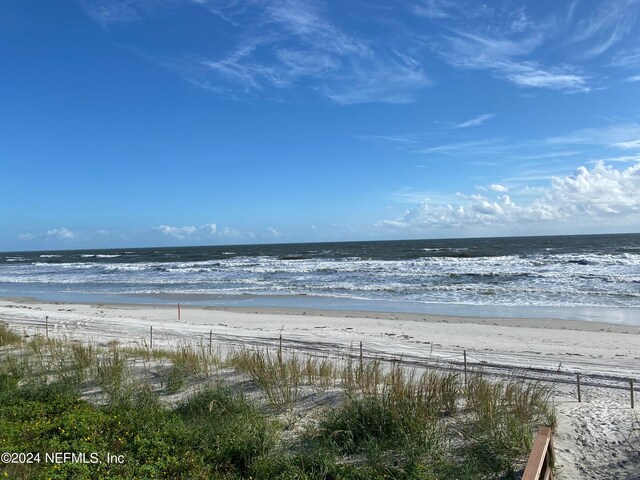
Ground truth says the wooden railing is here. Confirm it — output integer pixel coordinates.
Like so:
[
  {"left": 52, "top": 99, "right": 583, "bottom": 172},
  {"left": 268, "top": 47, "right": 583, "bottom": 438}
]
[{"left": 522, "top": 427, "right": 555, "bottom": 480}]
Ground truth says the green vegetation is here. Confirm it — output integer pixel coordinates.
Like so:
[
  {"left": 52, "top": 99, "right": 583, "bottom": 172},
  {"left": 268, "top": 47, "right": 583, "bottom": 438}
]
[
  {"left": 0, "top": 323, "right": 21, "bottom": 346},
  {"left": 0, "top": 322, "right": 554, "bottom": 479}
]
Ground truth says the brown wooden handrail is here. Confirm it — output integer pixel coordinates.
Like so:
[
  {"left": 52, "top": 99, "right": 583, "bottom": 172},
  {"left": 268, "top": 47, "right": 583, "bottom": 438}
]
[{"left": 522, "top": 426, "right": 555, "bottom": 480}]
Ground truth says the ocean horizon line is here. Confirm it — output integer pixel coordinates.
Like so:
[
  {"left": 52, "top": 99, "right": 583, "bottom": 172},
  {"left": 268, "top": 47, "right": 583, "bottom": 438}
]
[{"left": 2, "top": 230, "right": 640, "bottom": 255}]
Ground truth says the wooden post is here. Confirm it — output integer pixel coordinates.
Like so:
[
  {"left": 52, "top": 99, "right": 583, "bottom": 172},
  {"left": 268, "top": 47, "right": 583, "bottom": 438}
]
[
  {"left": 463, "top": 350, "right": 467, "bottom": 388},
  {"left": 577, "top": 374, "right": 581, "bottom": 403},
  {"left": 359, "top": 341, "right": 363, "bottom": 372},
  {"left": 209, "top": 330, "right": 213, "bottom": 356},
  {"left": 631, "top": 379, "right": 635, "bottom": 409},
  {"left": 278, "top": 332, "right": 283, "bottom": 364},
  {"left": 178, "top": 303, "right": 181, "bottom": 320},
  {"left": 45, "top": 316, "right": 49, "bottom": 339},
  {"left": 150, "top": 326, "right": 153, "bottom": 350},
  {"left": 522, "top": 426, "right": 555, "bottom": 480}
]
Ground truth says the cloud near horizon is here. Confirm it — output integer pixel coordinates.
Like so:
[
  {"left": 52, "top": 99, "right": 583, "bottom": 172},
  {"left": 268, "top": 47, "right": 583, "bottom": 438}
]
[
  {"left": 155, "top": 223, "right": 242, "bottom": 241},
  {"left": 17, "top": 228, "right": 76, "bottom": 243},
  {"left": 378, "top": 162, "right": 640, "bottom": 233},
  {"left": 46, "top": 228, "right": 75, "bottom": 239}
]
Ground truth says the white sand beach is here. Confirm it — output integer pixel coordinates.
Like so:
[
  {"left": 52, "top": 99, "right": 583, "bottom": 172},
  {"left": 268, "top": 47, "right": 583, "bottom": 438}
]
[{"left": 1, "top": 297, "right": 639, "bottom": 478}]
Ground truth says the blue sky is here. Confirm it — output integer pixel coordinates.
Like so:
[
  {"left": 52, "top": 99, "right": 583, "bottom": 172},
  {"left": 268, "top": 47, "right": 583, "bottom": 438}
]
[{"left": 2, "top": 0, "right": 640, "bottom": 250}]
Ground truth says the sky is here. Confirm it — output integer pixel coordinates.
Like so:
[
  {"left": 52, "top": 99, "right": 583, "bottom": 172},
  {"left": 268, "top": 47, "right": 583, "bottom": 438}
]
[{"left": 1, "top": 0, "right": 640, "bottom": 251}]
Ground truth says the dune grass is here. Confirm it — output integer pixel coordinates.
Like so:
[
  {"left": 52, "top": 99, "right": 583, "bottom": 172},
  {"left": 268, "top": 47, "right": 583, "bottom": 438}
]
[
  {"left": 0, "top": 322, "right": 21, "bottom": 346},
  {"left": 0, "top": 323, "right": 554, "bottom": 479}
]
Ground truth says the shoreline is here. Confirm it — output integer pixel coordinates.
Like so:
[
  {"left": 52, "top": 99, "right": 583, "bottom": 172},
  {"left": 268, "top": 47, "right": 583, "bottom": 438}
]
[
  {"left": 2, "top": 295, "right": 640, "bottom": 333},
  {"left": 206, "top": 305, "right": 640, "bottom": 333},
  {"left": 2, "top": 292, "right": 639, "bottom": 328}
]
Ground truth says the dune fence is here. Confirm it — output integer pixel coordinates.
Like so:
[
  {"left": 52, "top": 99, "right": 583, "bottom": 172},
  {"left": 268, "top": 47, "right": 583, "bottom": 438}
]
[{"left": 19, "top": 315, "right": 640, "bottom": 409}]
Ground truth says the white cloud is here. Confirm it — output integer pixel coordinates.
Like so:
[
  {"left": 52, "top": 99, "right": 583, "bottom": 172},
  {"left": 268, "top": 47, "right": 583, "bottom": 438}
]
[
  {"left": 440, "top": 30, "right": 541, "bottom": 66},
  {"left": 507, "top": 6, "right": 531, "bottom": 34},
  {"left": 503, "top": 63, "right": 588, "bottom": 91},
  {"left": 390, "top": 190, "right": 462, "bottom": 205},
  {"left": 81, "top": 0, "right": 639, "bottom": 103},
  {"left": 489, "top": 184, "right": 508, "bottom": 192},
  {"left": 411, "top": 0, "right": 455, "bottom": 19},
  {"left": 319, "top": 54, "right": 431, "bottom": 105},
  {"left": 591, "top": 154, "right": 640, "bottom": 164},
  {"left": 612, "top": 140, "right": 640, "bottom": 149},
  {"left": 515, "top": 150, "right": 582, "bottom": 161},
  {"left": 156, "top": 223, "right": 241, "bottom": 241},
  {"left": 79, "top": 0, "right": 202, "bottom": 29},
  {"left": 46, "top": 228, "right": 75, "bottom": 239},
  {"left": 192, "top": 0, "right": 241, "bottom": 26},
  {"left": 411, "top": 0, "right": 493, "bottom": 21},
  {"left": 19, "top": 233, "right": 34, "bottom": 241},
  {"left": 453, "top": 113, "right": 495, "bottom": 128},
  {"left": 378, "top": 162, "right": 640, "bottom": 233},
  {"left": 571, "top": 0, "right": 639, "bottom": 59},
  {"left": 430, "top": 23, "right": 590, "bottom": 92},
  {"left": 216, "top": 226, "right": 242, "bottom": 239},
  {"left": 266, "top": 227, "right": 280, "bottom": 237},
  {"left": 411, "top": 0, "right": 636, "bottom": 92},
  {"left": 549, "top": 162, "right": 640, "bottom": 216},
  {"left": 354, "top": 134, "right": 419, "bottom": 145},
  {"left": 416, "top": 138, "right": 506, "bottom": 155},
  {"left": 76, "top": 0, "right": 152, "bottom": 29},
  {"left": 612, "top": 47, "right": 640, "bottom": 68},
  {"left": 156, "top": 225, "right": 198, "bottom": 239},
  {"left": 264, "top": 0, "right": 368, "bottom": 57},
  {"left": 170, "top": 0, "right": 431, "bottom": 104},
  {"left": 547, "top": 123, "right": 640, "bottom": 148}
]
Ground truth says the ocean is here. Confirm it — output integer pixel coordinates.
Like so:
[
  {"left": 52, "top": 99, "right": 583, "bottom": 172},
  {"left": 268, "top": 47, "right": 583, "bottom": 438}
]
[{"left": 1, "top": 234, "right": 639, "bottom": 323}]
